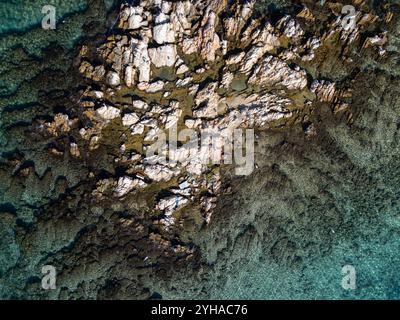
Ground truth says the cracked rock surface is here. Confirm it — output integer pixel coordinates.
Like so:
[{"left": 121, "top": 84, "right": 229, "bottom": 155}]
[{"left": 1, "top": 0, "right": 400, "bottom": 299}]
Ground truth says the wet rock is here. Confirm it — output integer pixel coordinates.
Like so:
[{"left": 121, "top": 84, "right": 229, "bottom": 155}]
[
  {"left": 148, "top": 44, "right": 177, "bottom": 67},
  {"left": 144, "top": 164, "right": 178, "bottom": 182},
  {"left": 248, "top": 56, "right": 308, "bottom": 90},
  {"left": 132, "top": 100, "right": 149, "bottom": 110},
  {"left": 106, "top": 71, "right": 121, "bottom": 87},
  {"left": 156, "top": 195, "right": 189, "bottom": 216},
  {"left": 96, "top": 105, "right": 121, "bottom": 120},
  {"left": 153, "top": 12, "right": 175, "bottom": 44},
  {"left": 115, "top": 176, "right": 147, "bottom": 197},
  {"left": 193, "top": 82, "right": 221, "bottom": 118},
  {"left": 69, "top": 143, "right": 81, "bottom": 158},
  {"left": 145, "top": 80, "right": 165, "bottom": 93},
  {"left": 122, "top": 113, "right": 140, "bottom": 126},
  {"left": 133, "top": 40, "right": 151, "bottom": 83},
  {"left": 176, "top": 63, "right": 189, "bottom": 75}
]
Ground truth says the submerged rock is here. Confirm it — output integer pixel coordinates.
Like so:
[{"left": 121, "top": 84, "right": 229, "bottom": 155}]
[{"left": 5, "top": 0, "right": 397, "bottom": 301}]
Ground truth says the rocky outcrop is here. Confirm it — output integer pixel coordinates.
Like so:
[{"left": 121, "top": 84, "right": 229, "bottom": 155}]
[
  {"left": 2, "top": 0, "right": 398, "bottom": 300},
  {"left": 73, "top": 0, "right": 395, "bottom": 230}
]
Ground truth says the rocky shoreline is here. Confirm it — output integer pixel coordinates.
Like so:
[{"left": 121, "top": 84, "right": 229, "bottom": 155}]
[{"left": 1, "top": 0, "right": 400, "bottom": 299}]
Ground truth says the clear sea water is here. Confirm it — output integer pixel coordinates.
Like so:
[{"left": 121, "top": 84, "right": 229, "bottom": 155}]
[{"left": 1, "top": 0, "right": 399, "bottom": 300}]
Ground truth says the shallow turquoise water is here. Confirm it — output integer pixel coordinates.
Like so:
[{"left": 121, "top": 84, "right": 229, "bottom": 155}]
[
  {"left": 0, "top": 0, "right": 116, "bottom": 35},
  {"left": 0, "top": 0, "right": 87, "bottom": 34}
]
